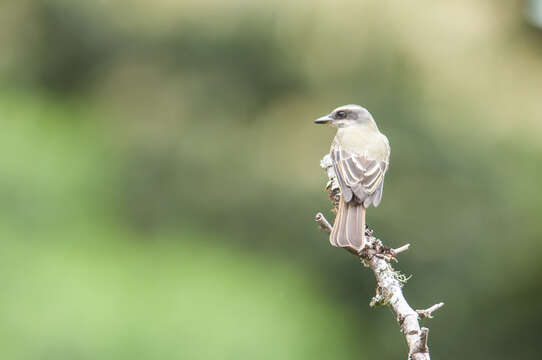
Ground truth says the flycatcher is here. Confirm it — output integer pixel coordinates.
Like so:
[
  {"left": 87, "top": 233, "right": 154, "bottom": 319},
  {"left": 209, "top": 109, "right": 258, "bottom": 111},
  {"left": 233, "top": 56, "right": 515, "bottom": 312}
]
[{"left": 315, "top": 105, "right": 390, "bottom": 251}]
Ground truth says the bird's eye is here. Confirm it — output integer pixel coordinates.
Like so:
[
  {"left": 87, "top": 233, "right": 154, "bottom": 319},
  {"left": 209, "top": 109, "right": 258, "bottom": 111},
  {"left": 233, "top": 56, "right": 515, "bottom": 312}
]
[{"left": 336, "top": 111, "right": 347, "bottom": 119}]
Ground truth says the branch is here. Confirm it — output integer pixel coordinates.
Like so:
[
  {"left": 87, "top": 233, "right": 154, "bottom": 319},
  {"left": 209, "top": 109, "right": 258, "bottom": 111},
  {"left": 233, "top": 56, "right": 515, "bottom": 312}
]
[
  {"left": 315, "top": 212, "right": 333, "bottom": 233},
  {"left": 392, "top": 244, "right": 410, "bottom": 255},
  {"left": 315, "top": 155, "right": 443, "bottom": 360},
  {"left": 417, "top": 303, "right": 445, "bottom": 319},
  {"left": 363, "top": 235, "right": 434, "bottom": 360}
]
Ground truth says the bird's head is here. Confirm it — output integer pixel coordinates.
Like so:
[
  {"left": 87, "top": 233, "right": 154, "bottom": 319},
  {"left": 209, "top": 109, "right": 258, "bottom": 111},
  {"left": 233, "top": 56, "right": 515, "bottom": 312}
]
[{"left": 314, "top": 104, "right": 374, "bottom": 128}]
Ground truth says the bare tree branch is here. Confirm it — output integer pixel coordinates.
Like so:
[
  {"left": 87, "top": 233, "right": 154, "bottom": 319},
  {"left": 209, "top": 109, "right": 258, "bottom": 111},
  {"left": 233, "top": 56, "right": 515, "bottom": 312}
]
[
  {"left": 392, "top": 244, "right": 410, "bottom": 255},
  {"left": 315, "top": 212, "right": 333, "bottom": 233},
  {"left": 417, "top": 303, "right": 445, "bottom": 319},
  {"left": 315, "top": 154, "right": 443, "bottom": 360}
]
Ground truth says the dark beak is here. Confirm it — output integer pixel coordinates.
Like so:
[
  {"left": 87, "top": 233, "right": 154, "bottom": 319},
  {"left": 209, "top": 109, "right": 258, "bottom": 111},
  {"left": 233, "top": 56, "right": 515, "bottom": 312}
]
[{"left": 314, "top": 114, "right": 333, "bottom": 124}]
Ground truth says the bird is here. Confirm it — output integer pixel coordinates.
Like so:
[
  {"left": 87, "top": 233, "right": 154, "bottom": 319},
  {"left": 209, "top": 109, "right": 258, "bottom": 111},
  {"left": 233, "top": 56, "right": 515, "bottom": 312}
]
[{"left": 315, "top": 105, "right": 390, "bottom": 252}]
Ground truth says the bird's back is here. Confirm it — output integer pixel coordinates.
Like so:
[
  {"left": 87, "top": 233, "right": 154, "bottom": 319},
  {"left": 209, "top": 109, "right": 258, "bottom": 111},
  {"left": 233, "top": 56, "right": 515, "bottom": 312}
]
[{"left": 334, "top": 125, "right": 390, "bottom": 163}]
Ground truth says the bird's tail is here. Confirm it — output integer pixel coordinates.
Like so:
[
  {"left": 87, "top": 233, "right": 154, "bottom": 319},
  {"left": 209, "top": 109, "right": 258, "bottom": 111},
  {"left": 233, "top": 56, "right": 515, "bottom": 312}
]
[{"left": 330, "top": 197, "right": 366, "bottom": 252}]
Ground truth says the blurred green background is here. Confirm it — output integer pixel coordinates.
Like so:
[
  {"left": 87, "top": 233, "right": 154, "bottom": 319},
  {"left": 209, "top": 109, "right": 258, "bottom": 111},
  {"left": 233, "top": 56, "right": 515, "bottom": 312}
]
[{"left": 2, "top": 1, "right": 542, "bottom": 359}]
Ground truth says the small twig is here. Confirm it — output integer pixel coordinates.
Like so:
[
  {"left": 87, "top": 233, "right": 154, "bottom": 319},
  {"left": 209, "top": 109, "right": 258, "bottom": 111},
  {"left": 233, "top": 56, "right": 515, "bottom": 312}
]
[
  {"left": 315, "top": 212, "right": 333, "bottom": 233},
  {"left": 392, "top": 243, "right": 410, "bottom": 255},
  {"left": 416, "top": 303, "right": 445, "bottom": 319}
]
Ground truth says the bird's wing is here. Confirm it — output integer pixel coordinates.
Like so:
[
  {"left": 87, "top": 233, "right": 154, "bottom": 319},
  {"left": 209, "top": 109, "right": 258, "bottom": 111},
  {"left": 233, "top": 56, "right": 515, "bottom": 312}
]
[{"left": 331, "top": 142, "right": 389, "bottom": 207}]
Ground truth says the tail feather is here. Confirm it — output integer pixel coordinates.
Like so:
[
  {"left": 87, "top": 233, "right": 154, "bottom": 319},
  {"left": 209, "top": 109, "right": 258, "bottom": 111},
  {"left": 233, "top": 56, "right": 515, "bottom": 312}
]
[{"left": 330, "top": 198, "right": 366, "bottom": 251}]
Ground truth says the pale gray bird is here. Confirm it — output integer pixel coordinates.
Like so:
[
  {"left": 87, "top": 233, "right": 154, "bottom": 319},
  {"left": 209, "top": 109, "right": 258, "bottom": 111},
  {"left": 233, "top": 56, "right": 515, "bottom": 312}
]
[{"left": 315, "top": 105, "right": 390, "bottom": 251}]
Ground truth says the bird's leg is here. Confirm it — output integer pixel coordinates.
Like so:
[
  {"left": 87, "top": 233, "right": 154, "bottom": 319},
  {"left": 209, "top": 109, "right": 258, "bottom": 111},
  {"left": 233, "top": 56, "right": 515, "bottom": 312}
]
[{"left": 361, "top": 206, "right": 366, "bottom": 249}]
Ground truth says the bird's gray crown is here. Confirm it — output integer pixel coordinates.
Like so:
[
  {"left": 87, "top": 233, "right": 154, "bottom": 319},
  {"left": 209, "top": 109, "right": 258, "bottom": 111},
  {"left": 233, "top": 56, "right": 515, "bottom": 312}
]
[
  {"left": 331, "top": 104, "right": 371, "bottom": 121},
  {"left": 314, "top": 104, "right": 375, "bottom": 127}
]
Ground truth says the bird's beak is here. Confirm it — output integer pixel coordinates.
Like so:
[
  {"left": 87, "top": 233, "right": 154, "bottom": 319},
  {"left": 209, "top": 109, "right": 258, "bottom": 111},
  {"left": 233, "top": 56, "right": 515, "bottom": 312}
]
[{"left": 314, "top": 114, "right": 333, "bottom": 124}]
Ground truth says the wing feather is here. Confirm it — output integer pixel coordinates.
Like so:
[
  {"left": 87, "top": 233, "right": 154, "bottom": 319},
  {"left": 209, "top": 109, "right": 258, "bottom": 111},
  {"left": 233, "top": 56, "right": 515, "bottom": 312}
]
[{"left": 331, "top": 140, "right": 389, "bottom": 207}]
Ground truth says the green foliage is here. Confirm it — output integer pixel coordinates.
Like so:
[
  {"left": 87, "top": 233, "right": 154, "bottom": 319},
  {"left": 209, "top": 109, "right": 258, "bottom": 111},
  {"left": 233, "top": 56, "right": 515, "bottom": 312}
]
[
  {"left": 0, "top": 228, "right": 363, "bottom": 360},
  {"left": 0, "top": 95, "right": 362, "bottom": 360}
]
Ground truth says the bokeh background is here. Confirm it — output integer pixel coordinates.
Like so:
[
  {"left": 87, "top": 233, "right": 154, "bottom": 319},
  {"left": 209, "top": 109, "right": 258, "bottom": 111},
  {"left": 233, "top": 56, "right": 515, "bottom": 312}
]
[{"left": 2, "top": 1, "right": 542, "bottom": 359}]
